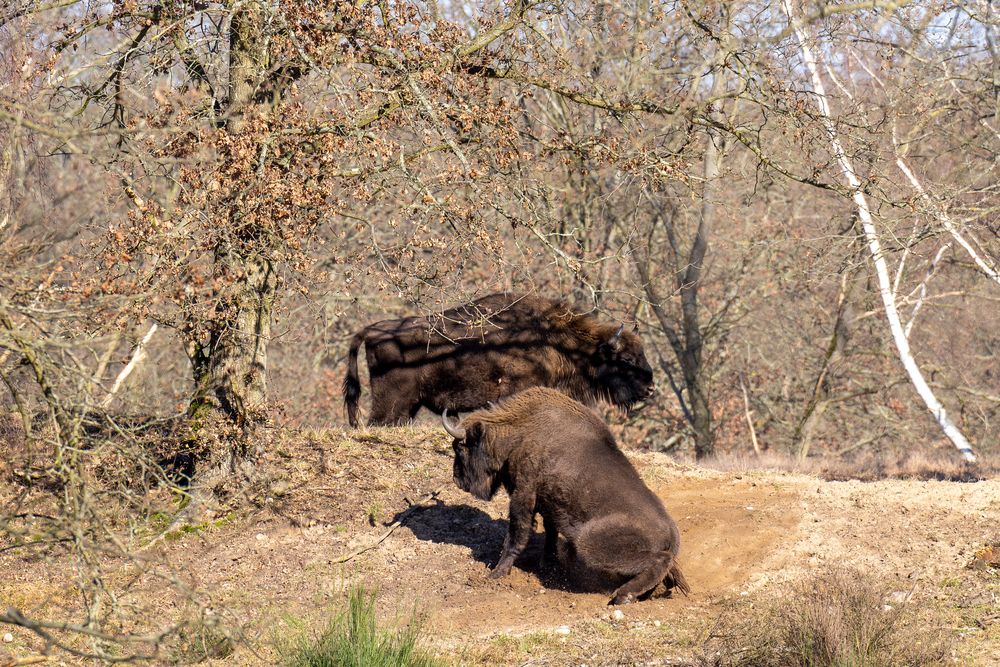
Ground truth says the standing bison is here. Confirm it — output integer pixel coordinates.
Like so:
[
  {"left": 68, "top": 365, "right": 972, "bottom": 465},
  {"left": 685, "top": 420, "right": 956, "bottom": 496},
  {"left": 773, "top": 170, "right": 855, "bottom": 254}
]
[
  {"left": 342, "top": 293, "right": 654, "bottom": 426},
  {"left": 442, "top": 387, "right": 690, "bottom": 605}
]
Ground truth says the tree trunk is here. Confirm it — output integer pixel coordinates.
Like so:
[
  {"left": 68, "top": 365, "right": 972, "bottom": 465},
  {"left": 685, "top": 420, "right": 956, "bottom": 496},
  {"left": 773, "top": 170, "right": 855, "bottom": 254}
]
[
  {"left": 681, "top": 57, "right": 727, "bottom": 459},
  {"left": 793, "top": 270, "right": 853, "bottom": 459},
  {"left": 685, "top": 361, "right": 713, "bottom": 458},
  {"left": 636, "top": 246, "right": 715, "bottom": 459},
  {"left": 190, "top": 252, "right": 276, "bottom": 427},
  {"left": 633, "top": 106, "right": 721, "bottom": 459},
  {"left": 226, "top": 0, "right": 267, "bottom": 136},
  {"left": 187, "top": 1, "right": 276, "bottom": 430}
]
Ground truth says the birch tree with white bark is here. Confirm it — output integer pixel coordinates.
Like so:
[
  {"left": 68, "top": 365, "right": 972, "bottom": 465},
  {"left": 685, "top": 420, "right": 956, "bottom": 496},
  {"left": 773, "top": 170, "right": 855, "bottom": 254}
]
[{"left": 779, "top": 0, "right": 987, "bottom": 462}]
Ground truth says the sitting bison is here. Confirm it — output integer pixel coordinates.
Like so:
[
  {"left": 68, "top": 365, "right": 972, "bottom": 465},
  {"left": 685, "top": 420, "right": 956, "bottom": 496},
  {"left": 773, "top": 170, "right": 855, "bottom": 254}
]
[
  {"left": 343, "top": 293, "right": 653, "bottom": 426},
  {"left": 442, "top": 387, "right": 690, "bottom": 605}
]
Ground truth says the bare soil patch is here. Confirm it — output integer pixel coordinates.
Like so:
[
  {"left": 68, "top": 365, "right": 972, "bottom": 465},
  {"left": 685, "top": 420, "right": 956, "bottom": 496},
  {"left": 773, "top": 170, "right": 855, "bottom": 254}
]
[{"left": 1, "top": 427, "right": 997, "bottom": 665}]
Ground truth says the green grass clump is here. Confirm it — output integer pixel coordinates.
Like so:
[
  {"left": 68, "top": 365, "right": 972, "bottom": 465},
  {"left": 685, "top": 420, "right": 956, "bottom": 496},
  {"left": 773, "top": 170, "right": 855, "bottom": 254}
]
[{"left": 279, "top": 587, "right": 442, "bottom": 667}]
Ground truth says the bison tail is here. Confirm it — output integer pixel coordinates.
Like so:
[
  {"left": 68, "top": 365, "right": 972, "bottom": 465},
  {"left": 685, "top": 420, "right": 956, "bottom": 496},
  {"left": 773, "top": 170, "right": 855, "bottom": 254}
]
[
  {"left": 343, "top": 330, "right": 366, "bottom": 427},
  {"left": 666, "top": 560, "right": 692, "bottom": 597}
]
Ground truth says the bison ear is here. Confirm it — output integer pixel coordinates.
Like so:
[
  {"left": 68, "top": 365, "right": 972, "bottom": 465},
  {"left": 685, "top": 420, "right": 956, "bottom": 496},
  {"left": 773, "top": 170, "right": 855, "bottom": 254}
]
[
  {"left": 465, "top": 422, "right": 485, "bottom": 448},
  {"left": 606, "top": 323, "right": 625, "bottom": 353}
]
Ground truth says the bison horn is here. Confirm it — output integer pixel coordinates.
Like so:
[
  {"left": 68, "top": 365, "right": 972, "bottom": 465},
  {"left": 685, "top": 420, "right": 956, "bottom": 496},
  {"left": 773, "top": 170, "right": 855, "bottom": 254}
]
[
  {"left": 441, "top": 409, "right": 466, "bottom": 440},
  {"left": 613, "top": 323, "right": 625, "bottom": 339}
]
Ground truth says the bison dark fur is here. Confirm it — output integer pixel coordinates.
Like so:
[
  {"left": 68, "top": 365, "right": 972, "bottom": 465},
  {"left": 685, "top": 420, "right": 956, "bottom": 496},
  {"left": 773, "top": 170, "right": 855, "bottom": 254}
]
[
  {"left": 343, "top": 293, "right": 653, "bottom": 427},
  {"left": 443, "top": 387, "right": 690, "bottom": 605}
]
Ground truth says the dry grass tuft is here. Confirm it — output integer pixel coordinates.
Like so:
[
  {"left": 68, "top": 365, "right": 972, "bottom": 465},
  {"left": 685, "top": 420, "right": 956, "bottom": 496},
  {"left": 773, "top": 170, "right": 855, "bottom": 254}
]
[
  {"left": 702, "top": 568, "right": 950, "bottom": 667},
  {"left": 700, "top": 448, "right": 995, "bottom": 482},
  {"left": 815, "top": 449, "right": 994, "bottom": 482}
]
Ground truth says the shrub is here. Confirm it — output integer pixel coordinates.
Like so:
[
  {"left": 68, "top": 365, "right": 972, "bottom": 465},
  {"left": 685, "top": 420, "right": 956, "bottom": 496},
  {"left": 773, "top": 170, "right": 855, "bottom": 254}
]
[
  {"left": 170, "top": 617, "right": 234, "bottom": 664},
  {"left": 703, "top": 568, "right": 949, "bottom": 667},
  {"left": 278, "top": 587, "right": 442, "bottom": 667}
]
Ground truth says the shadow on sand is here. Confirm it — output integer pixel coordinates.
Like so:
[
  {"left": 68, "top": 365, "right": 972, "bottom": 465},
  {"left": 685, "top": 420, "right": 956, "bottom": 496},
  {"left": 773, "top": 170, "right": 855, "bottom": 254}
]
[{"left": 393, "top": 502, "right": 640, "bottom": 596}]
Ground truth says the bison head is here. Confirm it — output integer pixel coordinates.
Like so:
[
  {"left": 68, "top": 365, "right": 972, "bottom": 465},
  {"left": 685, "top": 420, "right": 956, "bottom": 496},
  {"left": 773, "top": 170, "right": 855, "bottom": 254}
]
[
  {"left": 593, "top": 324, "right": 655, "bottom": 410},
  {"left": 443, "top": 411, "right": 504, "bottom": 501}
]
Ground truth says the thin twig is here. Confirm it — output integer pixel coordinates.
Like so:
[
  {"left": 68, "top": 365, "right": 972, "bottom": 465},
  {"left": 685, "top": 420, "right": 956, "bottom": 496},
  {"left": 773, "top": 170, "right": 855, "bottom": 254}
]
[
  {"left": 331, "top": 487, "right": 444, "bottom": 564},
  {"left": 905, "top": 243, "right": 950, "bottom": 339}
]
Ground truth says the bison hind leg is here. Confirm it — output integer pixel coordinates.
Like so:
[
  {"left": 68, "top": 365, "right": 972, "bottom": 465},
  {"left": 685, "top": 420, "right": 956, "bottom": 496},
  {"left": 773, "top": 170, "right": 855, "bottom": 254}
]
[
  {"left": 574, "top": 514, "right": 657, "bottom": 575},
  {"left": 368, "top": 372, "right": 421, "bottom": 425},
  {"left": 609, "top": 552, "right": 678, "bottom": 606},
  {"left": 663, "top": 562, "right": 692, "bottom": 598},
  {"left": 368, "top": 401, "right": 417, "bottom": 426},
  {"left": 573, "top": 514, "right": 679, "bottom": 605}
]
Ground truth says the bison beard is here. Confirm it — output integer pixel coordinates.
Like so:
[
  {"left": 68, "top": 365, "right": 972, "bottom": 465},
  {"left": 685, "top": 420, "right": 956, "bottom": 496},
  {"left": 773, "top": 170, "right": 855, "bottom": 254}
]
[
  {"left": 444, "top": 389, "right": 691, "bottom": 605},
  {"left": 342, "top": 293, "right": 654, "bottom": 426}
]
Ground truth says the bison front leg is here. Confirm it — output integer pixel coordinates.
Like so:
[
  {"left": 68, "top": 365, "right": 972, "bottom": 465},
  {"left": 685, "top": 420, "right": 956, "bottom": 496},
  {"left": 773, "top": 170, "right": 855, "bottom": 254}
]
[
  {"left": 490, "top": 490, "right": 536, "bottom": 579},
  {"left": 540, "top": 513, "right": 559, "bottom": 569}
]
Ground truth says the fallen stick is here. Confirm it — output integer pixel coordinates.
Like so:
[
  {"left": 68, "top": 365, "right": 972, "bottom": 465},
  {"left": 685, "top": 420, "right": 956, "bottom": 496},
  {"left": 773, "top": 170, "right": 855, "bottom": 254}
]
[
  {"left": 739, "top": 374, "right": 761, "bottom": 456},
  {"left": 331, "top": 487, "right": 444, "bottom": 564},
  {"left": 101, "top": 323, "right": 157, "bottom": 408},
  {"left": 3, "top": 657, "right": 50, "bottom": 666}
]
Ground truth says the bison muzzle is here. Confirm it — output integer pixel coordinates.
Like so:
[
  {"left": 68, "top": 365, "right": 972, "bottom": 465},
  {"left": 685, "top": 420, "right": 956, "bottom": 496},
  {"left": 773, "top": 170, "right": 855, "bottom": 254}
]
[
  {"left": 342, "top": 293, "right": 654, "bottom": 427},
  {"left": 443, "top": 387, "right": 690, "bottom": 605}
]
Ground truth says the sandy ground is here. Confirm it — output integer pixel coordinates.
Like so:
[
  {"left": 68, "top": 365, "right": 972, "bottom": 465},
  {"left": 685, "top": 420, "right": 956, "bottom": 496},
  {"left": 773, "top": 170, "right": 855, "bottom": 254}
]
[{"left": 1, "top": 427, "right": 998, "bottom": 665}]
